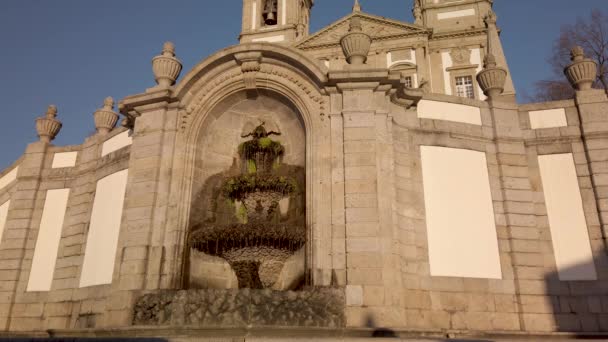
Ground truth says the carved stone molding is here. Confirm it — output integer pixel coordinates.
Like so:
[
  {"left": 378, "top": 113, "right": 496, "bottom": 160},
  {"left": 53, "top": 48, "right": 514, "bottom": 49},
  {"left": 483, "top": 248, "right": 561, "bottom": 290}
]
[
  {"left": 450, "top": 47, "right": 471, "bottom": 66},
  {"left": 235, "top": 52, "right": 263, "bottom": 90}
]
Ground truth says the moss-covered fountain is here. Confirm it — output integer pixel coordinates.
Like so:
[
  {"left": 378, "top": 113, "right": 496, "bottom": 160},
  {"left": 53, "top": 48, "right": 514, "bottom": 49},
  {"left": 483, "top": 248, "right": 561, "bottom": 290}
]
[
  {"left": 189, "top": 123, "right": 305, "bottom": 289},
  {"left": 133, "top": 123, "right": 344, "bottom": 327}
]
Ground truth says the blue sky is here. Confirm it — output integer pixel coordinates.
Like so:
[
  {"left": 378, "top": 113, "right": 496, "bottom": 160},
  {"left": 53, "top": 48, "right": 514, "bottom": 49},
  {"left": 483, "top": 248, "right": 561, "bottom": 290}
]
[{"left": 0, "top": 0, "right": 607, "bottom": 170}]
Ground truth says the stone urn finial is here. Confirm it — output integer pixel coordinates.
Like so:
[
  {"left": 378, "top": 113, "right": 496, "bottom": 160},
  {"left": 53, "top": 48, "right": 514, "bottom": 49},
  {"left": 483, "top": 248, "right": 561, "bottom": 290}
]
[
  {"left": 476, "top": 53, "right": 507, "bottom": 98},
  {"left": 152, "top": 41, "right": 183, "bottom": 88},
  {"left": 93, "top": 97, "right": 119, "bottom": 135},
  {"left": 484, "top": 10, "right": 497, "bottom": 27},
  {"left": 564, "top": 46, "right": 597, "bottom": 91},
  {"left": 340, "top": 16, "right": 372, "bottom": 65},
  {"left": 36, "top": 105, "right": 62, "bottom": 143}
]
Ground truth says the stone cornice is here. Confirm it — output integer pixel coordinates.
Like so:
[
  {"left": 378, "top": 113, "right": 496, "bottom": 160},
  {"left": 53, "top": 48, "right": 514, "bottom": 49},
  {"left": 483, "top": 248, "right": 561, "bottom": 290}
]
[
  {"left": 119, "top": 88, "right": 179, "bottom": 118},
  {"left": 295, "top": 12, "right": 430, "bottom": 51},
  {"left": 430, "top": 28, "right": 487, "bottom": 41},
  {"left": 422, "top": 0, "right": 492, "bottom": 10}
]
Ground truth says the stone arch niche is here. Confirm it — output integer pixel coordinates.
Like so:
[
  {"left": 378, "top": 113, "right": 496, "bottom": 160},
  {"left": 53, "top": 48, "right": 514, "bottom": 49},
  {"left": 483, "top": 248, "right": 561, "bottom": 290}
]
[{"left": 186, "top": 89, "right": 306, "bottom": 290}]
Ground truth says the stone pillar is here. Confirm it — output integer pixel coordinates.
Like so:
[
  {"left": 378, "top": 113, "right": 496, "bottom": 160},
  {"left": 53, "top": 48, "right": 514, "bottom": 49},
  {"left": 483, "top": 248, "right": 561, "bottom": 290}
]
[
  {"left": 106, "top": 91, "right": 179, "bottom": 326},
  {"left": 0, "top": 142, "right": 48, "bottom": 331},
  {"left": 487, "top": 100, "right": 533, "bottom": 331},
  {"left": 575, "top": 89, "right": 608, "bottom": 256},
  {"left": 333, "top": 78, "right": 402, "bottom": 327}
]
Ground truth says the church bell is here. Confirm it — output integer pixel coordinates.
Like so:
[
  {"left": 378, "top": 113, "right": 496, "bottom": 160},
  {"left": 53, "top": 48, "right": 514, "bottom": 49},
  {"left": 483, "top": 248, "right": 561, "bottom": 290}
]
[{"left": 263, "top": 0, "right": 278, "bottom": 25}]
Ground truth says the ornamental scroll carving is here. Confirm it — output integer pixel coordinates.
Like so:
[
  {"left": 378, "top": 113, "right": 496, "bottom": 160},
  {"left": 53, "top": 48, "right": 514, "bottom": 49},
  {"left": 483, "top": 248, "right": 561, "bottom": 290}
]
[
  {"left": 235, "top": 52, "right": 263, "bottom": 90},
  {"left": 450, "top": 47, "right": 472, "bottom": 66}
]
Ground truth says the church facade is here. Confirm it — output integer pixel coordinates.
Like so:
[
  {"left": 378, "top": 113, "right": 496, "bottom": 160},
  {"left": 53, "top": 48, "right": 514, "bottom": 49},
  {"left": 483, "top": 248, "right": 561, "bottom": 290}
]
[{"left": 0, "top": 0, "right": 607, "bottom": 339}]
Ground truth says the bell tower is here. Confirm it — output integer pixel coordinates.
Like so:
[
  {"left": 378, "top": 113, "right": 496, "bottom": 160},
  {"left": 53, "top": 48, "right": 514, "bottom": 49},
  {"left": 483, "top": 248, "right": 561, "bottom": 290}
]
[
  {"left": 240, "top": 0, "right": 313, "bottom": 44},
  {"left": 415, "top": 0, "right": 492, "bottom": 33}
]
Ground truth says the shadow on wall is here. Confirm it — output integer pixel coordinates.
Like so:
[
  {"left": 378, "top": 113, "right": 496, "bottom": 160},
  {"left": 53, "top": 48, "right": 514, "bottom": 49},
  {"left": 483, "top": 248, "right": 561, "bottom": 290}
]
[
  {"left": 365, "top": 315, "right": 494, "bottom": 341},
  {"left": 543, "top": 243, "right": 608, "bottom": 335}
]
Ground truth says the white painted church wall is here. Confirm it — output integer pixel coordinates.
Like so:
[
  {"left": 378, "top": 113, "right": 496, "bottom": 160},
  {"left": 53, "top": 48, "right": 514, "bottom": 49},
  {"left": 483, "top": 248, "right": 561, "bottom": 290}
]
[
  {"left": 421, "top": 146, "right": 502, "bottom": 279},
  {"left": 529, "top": 108, "right": 568, "bottom": 129},
  {"left": 0, "top": 167, "right": 18, "bottom": 191},
  {"left": 0, "top": 201, "right": 9, "bottom": 244},
  {"left": 101, "top": 131, "right": 133, "bottom": 157},
  {"left": 27, "top": 189, "right": 71, "bottom": 292},
  {"left": 538, "top": 153, "right": 597, "bottom": 281},
  {"left": 79, "top": 169, "right": 129, "bottom": 287},
  {"left": 51, "top": 152, "right": 78, "bottom": 168},
  {"left": 418, "top": 100, "right": 482, "bottom": 125}
]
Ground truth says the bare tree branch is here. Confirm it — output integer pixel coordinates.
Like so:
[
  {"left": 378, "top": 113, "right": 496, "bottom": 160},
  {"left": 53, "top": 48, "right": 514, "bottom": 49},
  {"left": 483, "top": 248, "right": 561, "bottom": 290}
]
[{"left": 531, "top": 9, "right": 608, "bottom": 102}]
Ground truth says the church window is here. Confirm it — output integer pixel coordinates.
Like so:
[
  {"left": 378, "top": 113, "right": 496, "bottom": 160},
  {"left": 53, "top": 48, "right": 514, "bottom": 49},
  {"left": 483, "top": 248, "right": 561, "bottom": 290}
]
[
  {"left": 404, "top": 76, "right": 413, "bottom": 88},
  {"left": 455, "top": 75, "right": 475, "bottom": 99}
]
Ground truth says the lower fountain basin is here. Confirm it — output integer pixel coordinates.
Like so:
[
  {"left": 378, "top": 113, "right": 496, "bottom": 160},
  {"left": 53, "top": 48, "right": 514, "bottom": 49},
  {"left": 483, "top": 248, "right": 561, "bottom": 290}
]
[
  {"left": 133, "top": 288, "right": 345, "bottom": 328},
  {"left": 190, "top": 223, "right": 305, "bottom": 289}
]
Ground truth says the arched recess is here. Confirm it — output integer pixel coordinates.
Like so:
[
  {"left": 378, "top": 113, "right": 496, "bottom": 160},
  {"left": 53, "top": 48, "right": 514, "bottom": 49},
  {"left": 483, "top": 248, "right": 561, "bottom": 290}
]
[{"left": 164, "top": 43, "right": 332, "bottom": 289}]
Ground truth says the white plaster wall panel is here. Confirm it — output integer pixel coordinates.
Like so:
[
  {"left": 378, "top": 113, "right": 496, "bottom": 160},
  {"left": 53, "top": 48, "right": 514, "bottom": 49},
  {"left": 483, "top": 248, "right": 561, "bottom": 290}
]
[
  {"left": 252, "top": 1, "right": 257, "bottom": 30},
  {"left": 0, "top": 167, "right": 18, "bottom": 191},
  {"left": 470, "top": 48, "right": 487, "bottom": 101},
  {"left": 529, "top": 108, "right": 568, "bottom": 129},
  {"left": 281, "top": 0, "right": 286, "bottom": 25},
  {"left": 441, "top": 52, "right": 453, "bottom": 95},
  {"left": 51, "top": 151, "right": 78, "bottom": 168},
  {"left": 538, "top": 153, "right": 597, "bottom": 281},
  {"left": 437, "top": 9, "right": 476, "bottom": 20},
  {"left": 101, "top": 130, "right": 133, "bottom": 157},
  {"left": 421, "top": 146, "right": 502, "bottom": 279},
  {"left": 418, "top": 100, "right": 482, "bottom": 126},
  {"left": 0, "top": 201, "right": 9, "bottom": 244},
  {"left": 252, "top": 35, "right": 285, "bottom": 43},
  {"left": 27, "top": 189, "right": 70, "bottom": 292},
  {"left": 79, "top": 169, "right": 129, "bottom": 287}
]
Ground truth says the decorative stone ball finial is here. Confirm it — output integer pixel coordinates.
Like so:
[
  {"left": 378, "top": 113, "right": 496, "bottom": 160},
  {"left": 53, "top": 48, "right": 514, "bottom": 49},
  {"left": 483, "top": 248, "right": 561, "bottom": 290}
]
[
  {"left": 564, "top": 46, "right": 598, "bottom": 91},
  {"left": 36, "top": 105, "right": 62, "bottom": 143},
  {"left": 93, "top": 96, "right": 119, "bottom": 135},
  {"left": 476, "top": 53, "right": 507, "bottom": 99},
  {"left": 340, "top": 16, "right": 372, "bottom": 65},
  {"left": 152, "top": 41, "right": 183, "bottom": 88}
]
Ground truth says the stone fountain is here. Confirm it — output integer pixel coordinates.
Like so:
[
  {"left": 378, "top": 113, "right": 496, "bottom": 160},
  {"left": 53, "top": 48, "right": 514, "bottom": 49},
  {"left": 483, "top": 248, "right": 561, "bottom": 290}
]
[
  {"left": 132, "top": 123, "right": 344, "bottom": 328},
  {"left": 189, "top": 123, "right": 306, "bottom": 289}
]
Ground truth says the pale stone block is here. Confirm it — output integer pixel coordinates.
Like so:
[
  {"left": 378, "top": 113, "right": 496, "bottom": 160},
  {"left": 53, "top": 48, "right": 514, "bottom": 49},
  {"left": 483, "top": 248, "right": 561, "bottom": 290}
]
[
  {"left": 347, "top": 268, "right": 383, "bottom": 285},
  {"left": 344, "top": 166, "right": 377, "bottom": 180},
  {"left": 345, "top": 285, "right": 363, "bottom": 306},
  {"left": 345, "top": 194, "right": 377, "bottom": 208},
  {"left": 343, "top": 127, "right": 375, "bottom": 141},
  {"left": 344, "top": 153, "right": 376, "bottom": 167},
  {"left": 520, "top": 295, "right": 555, "bottom": 314},
  {"left": 363, "top": 285, "right": 385, "bottom": 306},
  {"left": 347, "top": 252, "right": 383, "bottom": 268},
  {"left": 346, "top": 237, "right": 378, "bottom": 253},
  {"left": 345, "top": 208, "right": 378, "bottom": 223},
  {"left": 344, "top": 140, "right": 375, "bottom": 154}
]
